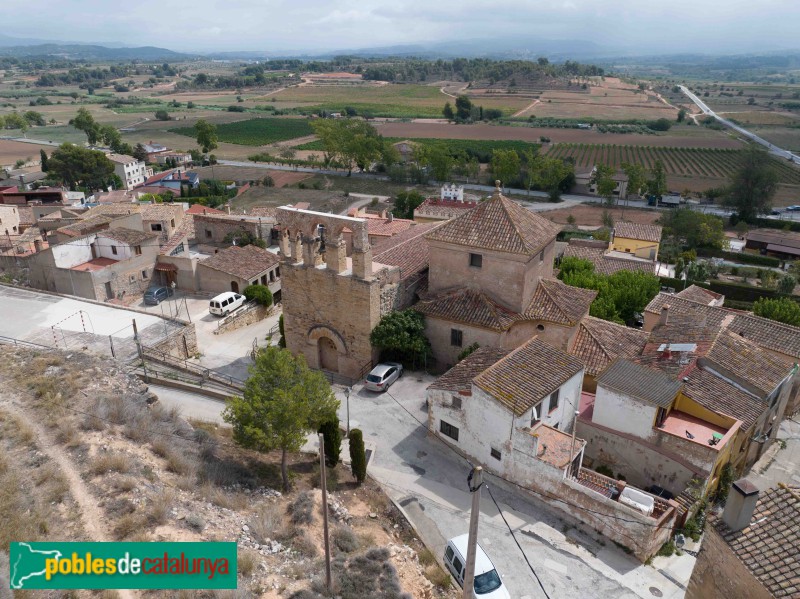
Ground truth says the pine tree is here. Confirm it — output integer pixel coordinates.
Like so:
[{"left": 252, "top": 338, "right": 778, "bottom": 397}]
[{"left": 349, "top": 428, "right": 366, "bottom": 484}]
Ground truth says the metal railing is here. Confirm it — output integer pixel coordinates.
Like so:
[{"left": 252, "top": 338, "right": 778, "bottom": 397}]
[
  {"left": 141, "top": 344, "right": 246, "bottom": 390},
  {"left": 0, "top": 335, "right": 52, "bottom": 350}
]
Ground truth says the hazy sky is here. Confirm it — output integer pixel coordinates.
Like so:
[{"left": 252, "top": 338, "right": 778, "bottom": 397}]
[{"left": 3, "top": 0, "right": 800, "bottom": 54}]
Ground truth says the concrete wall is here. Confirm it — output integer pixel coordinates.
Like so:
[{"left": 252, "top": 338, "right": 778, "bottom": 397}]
[
  {"left": 196, "top": 262, "right": 280, "bottom": 297},
  {"left": 593, "top": 386, "right": 658, "bottom": 439},
  {"left": 427, "top": 239, "right": 555, "bottom": 313},
  {"left": 156, "top": 255, "right": 199, "bottom": 291},
  {"left": 506, "top": 320, "right": 578, "bottom": 352},
  {"left": 283, "top": 262, "right": 381, "bottom": 380},
  {"left": 51, "top": 241, "right": 93, "bottom": 268},
  {"left": 0, "top": 205, "right": 21, "bottom": 235},
  {"left": 149, "top": 322, "right": 198, "bottom": 359},
  {"left": 193, "top": 214, "right": 272, "bottom": 246},
  {"left": 96, "top": 236, "right": 132, "bottom": 261},
  {"left": 686, "top": 526, "right": 773, "bottom": 599}
]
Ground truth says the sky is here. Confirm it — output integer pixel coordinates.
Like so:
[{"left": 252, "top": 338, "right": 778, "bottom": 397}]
[{"left": 3, "top": 0, "right": 800, "bottom": 55}]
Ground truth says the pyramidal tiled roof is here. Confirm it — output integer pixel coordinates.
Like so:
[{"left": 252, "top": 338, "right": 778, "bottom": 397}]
[
  {"left": 525, "top": 278, "right": 597, "bottom": 325},
  {"left": 424, "top": 192, "right": 561, "bottom": 255}
]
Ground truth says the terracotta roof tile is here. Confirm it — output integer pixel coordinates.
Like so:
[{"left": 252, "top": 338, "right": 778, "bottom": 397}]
[
  {"left": 474, "top": 337, "right": 584, "bottom": 416},
  {"left": 141, "top": 204, "right": 182, "bottom": 222},
  {"left": 613, "top": 221, "right": 662, "bottom": 243},
  {"left": 644, "top": 292, "right": 732, "bottom": 330},
  {"left": 413, "top": 198, "right": 478, "bottom": 220},
  {"left": 562, "top": 244, "right": 655, "bottom": 276},
  {"left": 17, "top": 207, "right": 34, "bottom": 225},
  {"left": 373, "top": 222, "right": 441, "bottom": 281},
  {"left": 598, "top": 359, "right": 681, "bottom": 408},
  {"left": 728, "top": 313, "right": 800, "bottom": 360},
  {"left": 199, "top": 245, "right": 280, "bottom": 280},
  {"left": 98, "top": 228, "right": 158, "bottom": 246},
  {"left": 425, "top": 192, "right": 561, "bottom": 255},
  {"left": 186, "top": 203, "right": 225, "bottom": 215},
  {"left": 703, "top": 329, "right": 793, "bottom": 396},
  {"left": 525, "top": 278, "right": 597, "bottom": 325},
  {"left": 83, "top": 204, "right": 142, "bottom": 218},
  {"left": 682, "top": 368, "right": 762, "bottom": 431},
  {"left": 713, "top": 484, "right": 800, "bottom": 598},
  {"left": 569, "top": 316, "right": 649, "bottom": 376},
  {"left": 414, "top": 287, "right": 522, "bottom": 332},
  {"left": 428, "top": 346, "right": 511, "bottom": 392},
  {"left": 675, "top": 284, "right": 723, "bottom": 304},
  {"left": 56, "top": 215, "right": 112, "bottom": 237}
]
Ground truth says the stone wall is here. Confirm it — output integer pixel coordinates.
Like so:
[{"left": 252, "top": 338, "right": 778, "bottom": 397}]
[
  {"left": 193, "top": 214, "right": 272, "bottom": 246},
  {"left": 686, "top": 525, "right": 772, "bottom": 599},
  {"left": 214, "top": 303, "right": 271, "bottom": 335},
  {"left": 150, "top": 323, "right": 198, "bottom": 359}
]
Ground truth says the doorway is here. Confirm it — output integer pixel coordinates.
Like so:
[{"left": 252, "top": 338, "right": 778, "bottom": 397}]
[
  {"left": 104, "top": 282, "right": 113, "bottom": 300},
  {"left": 318, "top": 337, "right": 338, "bottom": 372},
  {"left": 231, "top": 281, "right": 239, "bottom": 293}
]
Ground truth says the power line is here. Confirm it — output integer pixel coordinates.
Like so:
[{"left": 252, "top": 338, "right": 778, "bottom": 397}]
[{"left": 485, "top": 483, "right": 552, "bottom": 599}]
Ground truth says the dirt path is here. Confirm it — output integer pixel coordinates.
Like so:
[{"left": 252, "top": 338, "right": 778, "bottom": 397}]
[
  {"left": 439, "top": 84, "right": 468, "bottom": 99},
  {"left": 1, "top": 391, "right": 137, "bottom": 599},
  {"left": 512, "top": 98, "right": 541, "bottom": 117}
]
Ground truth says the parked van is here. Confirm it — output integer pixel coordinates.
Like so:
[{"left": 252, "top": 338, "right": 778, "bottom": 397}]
[
  {"left": 443, "top": 535, "right": 510, "bottom": 598},
  {"left": 209, "top": 292, "right": 245, "bottom": 316}
]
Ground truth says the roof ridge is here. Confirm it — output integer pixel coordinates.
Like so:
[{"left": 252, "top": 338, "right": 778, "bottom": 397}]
[
  {"left": 539, "top": 278, "right": 572, "bottom": 322},
  {"left": 500, "top": 196, "right": 530, "bottom": 251},
  {"left": 581, "top": 319, "right": 615, "bottom": 362}
]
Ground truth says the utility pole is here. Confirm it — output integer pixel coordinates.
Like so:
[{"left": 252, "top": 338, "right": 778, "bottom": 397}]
[
  {"left": 318, "top": 433, "right": 332, "bottom": 591},
  {"left": 132, "top": 318, "right": 147, "bottom": 382},
  {"left": 463, "top": 466, "right": 483, "bottom": 599},
  {"left": 569, "top": 410, "right": 580, "bottom": 479}
]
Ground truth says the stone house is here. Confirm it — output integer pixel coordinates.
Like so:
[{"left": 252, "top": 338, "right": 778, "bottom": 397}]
[
  {"left": 196, "top": 244, "right": 281, "bottom": 297},
  {"left": 610, "top": 221, "right": 662, "bottom": 260},
  {"left": 560, "top": 239, "right": 657, "bottom": 276},
  {"left": 427, "top": 338, "right": 678, "bottom": 561},
  {"left": 193, "top": 212, "right": 275, "bottom": 252},
  {"left": 141, "top": 203, "right": 185, "bottom": 246},
  {"left": 28, "top": 228, "right": 160, "bottom": 301},
  {"left": 674, "top": 284, "right": 725, "bottom": 306},
  {"left": 574, "top": 167, "right": 629, "bottom": 200},
  {"left": 414, "top": 191, "right": 597, "bottom": 369},
  {"left": 686, "top": 480, "right": 800, "bottom": 599}
]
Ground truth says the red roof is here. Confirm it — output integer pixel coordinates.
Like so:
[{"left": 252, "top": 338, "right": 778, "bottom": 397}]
[{"left": 186, "top": 204, "right": 225, "bottom": 215}]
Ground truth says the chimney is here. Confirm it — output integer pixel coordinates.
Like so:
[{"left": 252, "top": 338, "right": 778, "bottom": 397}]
[
  {"left": 660, "top": 304, "right": 670, "bottom": 326},
  {"left": 722, "top": 479, "right": 760, "bottom": 532},
  {"left": 33, "top": 239, "right": 42, "bottom": 252},
  {"left": 661, "top": 344, "right": 672, "bottom": 360},
  {"left": 226, "top": 204, "right": 231, "bottom": 215},
  {"left": 388, "top": 212, "right": 393, "bottom": 222}
]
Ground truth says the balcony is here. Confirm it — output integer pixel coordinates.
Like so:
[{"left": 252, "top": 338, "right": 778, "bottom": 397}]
[{"left": 575, "top": 467, "right": 672, "bottom": 519}]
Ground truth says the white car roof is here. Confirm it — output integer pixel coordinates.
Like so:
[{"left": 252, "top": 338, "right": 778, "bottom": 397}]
[{"left": 448, "top": 534, "right": 496, "bottom": 575}]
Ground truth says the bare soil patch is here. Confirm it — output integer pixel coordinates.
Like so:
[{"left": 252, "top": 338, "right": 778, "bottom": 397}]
[
  {"left": 194, "top": 166, "right": 312, "bottom": 187},
  {"left": 543, "top": 204, "right": 663, "bottom": 227},
  {"left": 0, "top": 139, "right": 42, "bottom": 167}
]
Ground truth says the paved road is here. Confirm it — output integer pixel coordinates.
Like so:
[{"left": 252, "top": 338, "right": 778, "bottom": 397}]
[
  {"left": 157, "top": 372, "right": 688, "bottom": 598},
  {"left": 679, "top": 86, "right": 800, "bottom": 164},
  {"left": 748, "top": 418, "right": 800, "bottom": 490}
]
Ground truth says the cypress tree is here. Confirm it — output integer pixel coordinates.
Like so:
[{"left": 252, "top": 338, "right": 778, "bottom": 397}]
[
  {"left": 349, "top": 428, "right": 366, "bottom": 485},
  {"left": 319, "top": 417, "right": 342, "bottom": 467}
]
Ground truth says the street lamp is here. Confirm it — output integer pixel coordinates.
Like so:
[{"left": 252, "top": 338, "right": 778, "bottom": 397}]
[{"left": 344, "top": 387, "right": 351, "bottom": 438}]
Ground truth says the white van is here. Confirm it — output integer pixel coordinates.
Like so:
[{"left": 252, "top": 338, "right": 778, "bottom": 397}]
[
  {"left": 209, "top": 292, "right": 245, "bottom": 316},
  {"left": 443, "top": 535, "right": 510, "bottom": 598}
]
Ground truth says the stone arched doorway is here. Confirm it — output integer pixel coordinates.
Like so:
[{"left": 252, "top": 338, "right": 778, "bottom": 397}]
[
  {"left": 231, "top": 281, "right": 239, "bottom": 293},
  {"left": 318, "top": 337, "right": 339, "bottom": 372}
]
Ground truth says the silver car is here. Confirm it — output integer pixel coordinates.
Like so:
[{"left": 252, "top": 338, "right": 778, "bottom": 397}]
[{"left": 364, "top": 362, "right": 403, "bottom": 392}]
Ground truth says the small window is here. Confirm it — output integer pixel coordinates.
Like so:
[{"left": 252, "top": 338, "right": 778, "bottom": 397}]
[
  {"left": 205, "top": 229, "right": 212, "bottom": 238},
  {"left": 111, "top": 245, "right": 118, "bottom": 255},
  {"left": 531, "top": 403, "right": 542, "bottom": 426},
  {"left": 134, "top": 245, "right": 142, "bottom": 256},
  {"left": 451, "top": 396, "right": 462, "bottom": 410},
  {"left": 537, "top": 324, "right": 544, "bottom": 331},
  {"left": 151, "top": 223, "right": 163, "bottom": 232},
  {"left": 445, "top": 546, "right": 454, "bottom": 562},
  {"left": 469, "top": 253, "right": 482, "bottom": 268},
  {"left": 440, "top": 420, "right": 459, "bottom": 441},
  {"left": 142, "top": 270, "right": 148, "bottom": 279},
  {"left": 450, "top": 329, "right": 463, "bottom": 347},
  {"left": 452, "top": 555, "right": 463, "bottom": 576},
  {"left": 170, "top": 219, "right": 175, "bottom": 228},
  {"left": 539, "top": 249, "right": 545, "bottom": 262},
  {"left": 549, "top": 389, "right": 560, "bottom": 413},
  {"left": 129, "top": 275, "right": 135, "bottom": 283},
  {"left": 490, "top": 447, "right": 502, "bottom": 460}
]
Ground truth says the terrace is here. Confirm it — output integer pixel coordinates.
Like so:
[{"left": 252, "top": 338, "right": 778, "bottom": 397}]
[
  {"left": 70, "top": 257, "right": 117, "bottom": 272},
  {"left": 575, "top": 467, "right": 673, "bottom": 519},
  {"left": 659, "top": 409, "right": 735, "bottom": 450}
]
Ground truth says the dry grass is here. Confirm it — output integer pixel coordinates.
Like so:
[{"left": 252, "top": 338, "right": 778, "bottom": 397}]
[
  {"left": 424, "top": 564, "right": 452, "bottom": 589},
  {"left": 114, "top": 477, "right": 137, "bottom": 492},
  {"left": 90, "top": 452, "right": 130, "bottom": 476},
  {"left": 250, "top": 503, "right": 283, "bottom": 543},
  {"left": 238, "top": 550, "right": 258, "bottom": 577},
  {"left": 114, "top": 514, "right": 141, "bottom": 540},
  {"left": 146, "top": 489, "right": 175, "bottom": 526}
]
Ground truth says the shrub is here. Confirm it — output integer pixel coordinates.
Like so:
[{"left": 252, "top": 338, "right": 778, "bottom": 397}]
[
  {"left": 250, "top": 503, "right": 282, "bottom": 543},
  {"left": 238, "top": 550, "right": 258, "bottom": 577},
  {"left": 288, "top": 491, "right": 314, "bottom": 525},
  {"left": 595, "top": 464, "right": 614, "bottom": 477},
  {"left": 290, "top": 531, "right": 318, "bottom": 557},
  {"left": 91, "top": 453, "right": 130, "bottom": 475},
  {"left": 349, "top": 429, "right": 367, "bottom": 485},
  {"left": 319, "top": 417, "right": 342, "bottom": 467},
  {"left": 185, "top": 514, "right": 205, "bottom": 532},
  {"left": 154, "top": 110, "right": 170, "bottom": 121},
  {"left": 262, "top": 174, "right": 274, "bottom": 187},
  {"left": 278, "top": 313, "right": 286, "bottom": 348},
  {"left": 332, "top": 525, "right": 359, "bottom": 553},
  {"left": 243, "top": 284, "right": 273, "bottom": 307},
  {"left": 457, "top": 342, "right": 480, "bottom": 362},
  {"left": 657, "top": 540, "right": 676, "bottom": 557}
]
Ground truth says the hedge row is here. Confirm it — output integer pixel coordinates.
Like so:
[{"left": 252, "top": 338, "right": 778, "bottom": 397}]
[
  {"left": 723, "top": 299, "right": 754, "bottom": 311},
  {"left": 730, "top": 214, "right": 800, "bottom": 233},
  {"left": 659, "top": 277, "right": 800, "bottom": 304},
  {"left": 696, "top": 248, "right": 781, "bottom": 268}
]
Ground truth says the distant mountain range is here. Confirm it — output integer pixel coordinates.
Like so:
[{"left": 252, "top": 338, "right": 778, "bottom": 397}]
[{"left": 0, "top": 34, "right": 190, "bottom": 60}]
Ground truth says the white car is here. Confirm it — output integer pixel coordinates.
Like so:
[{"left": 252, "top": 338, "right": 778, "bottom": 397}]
[
  {"left": 444, "top": 534, "right": 511, "bottom": 598},
  {"left": 363, "top": 362, "right": 403, "bottom": 392},
  {"left": 209, "top": 292, "right": 245, "bottom": 316}
]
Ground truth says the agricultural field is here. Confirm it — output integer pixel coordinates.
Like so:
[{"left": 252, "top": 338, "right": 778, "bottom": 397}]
[
  {"left": 720, "top": 111, "right": 800, "bottom": 126},
  {"left": 545, "top": 143, "right": 800, "bottom": 184},
  {"left": 270, "top": 83, "right": 529, "bottom": 118},
  {"left": 170, "top": 117, "right": 314, "bottom": 146}
]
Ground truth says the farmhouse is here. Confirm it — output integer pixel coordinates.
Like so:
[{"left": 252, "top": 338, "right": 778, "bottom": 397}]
[
  {"left": 560, "top": 238, "right": 658, "bottom": 276},
  {"left": 196, "top": 244, "right": 281, "bottom": 297},
  {"left": 574, "top": 167, "right": 629, "bottom": 200},
  {"left": 611, "top": 221, "right": 662, "bottom": 260},
  {"left": 744, "top": 228, "right": 800, "bottom": 259}
]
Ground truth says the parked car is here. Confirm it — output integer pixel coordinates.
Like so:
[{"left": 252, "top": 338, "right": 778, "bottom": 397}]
[
  {"left": 786, "top": 205, "right": 800, "bottom": 212},
  {"left": 363, "top": 362, "right": 403, "bottom": 392},
  {"left": 209, "top": 292, "right": 245, "bottom": 316},
  {"left": 443, "top": 535, "right": 511, "bottom": 598},
  {"left": 143, "top": 286, "right": 174, "bottom": 305}
]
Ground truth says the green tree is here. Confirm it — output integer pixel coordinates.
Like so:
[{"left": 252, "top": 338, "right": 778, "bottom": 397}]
[
  {"left": 392, "top": 190, "right": 426, "bottom": 219},
  {"left": 534, "top": 156, "right": 574, "bottom": 202},
  {"left": 443, "top": 102, "right": 455, "bottom": 120},
  {"left": 428, "top": 145, "right": 454, "bottom": 182},
  {"left": 490, "top": 149, "right": 521, "bottom": 189},
  {"left": 243, "top": 284, "right": 273, "bottom": 306},
  {"left": 646, "top": 160, "right": 668, "bottom": 200},
  {"left": 753, "top": 297, "right": 800, "bottom": 326},
  {"left": 311, "top": 119, "right": 388, "bottom": 175},
  {"left": 222, "top": 346, "right": 338, "bottom": 491},
  {"left": 455, "top": 95, "right": 473, "bottom": 121},
  {"left": 132, "top": 143, "right": 148, "bottom": 163},
  {"left": 318, "top": 417, "right": 342, "bottom": 467},
  {"left": 722, "top": 146, "right": 779, "bottom": 223},
  {"left": 70, "top": 108, "right": 101, "bottom": 145},
  {"left": 522, "top": 147, "right": 540, "bottom": 194},
  {"left": 278, "top": 313, "right": 286, "bottom": 348},
  {"left": 194, "top": 119, "right": 219, "bottom": 154},
  {"left": 621, "top": 162, "right": 647, "bottom": 198},
  {"left": 23, "top": 111, "right": 45, "bottom": 126},
  {"left": 154, "top": 110, "right": 170, "bottom": 121},
  {"left": 39, "top": 149, "right": 48, "bottom": 172},
  {"left": 369, "top": 309, "right": 431, "bottom": 368},
  {"left": 777, "top": 274, "right": 796, "bottom": 295},
  {"left": 348, "top": 428, "right": 367, "bottom": 484},
  {"left": 677, "top": 108, "right": 687, "bottom": 122},
  {"left": 3, "top": 112, "right": 29, "bottom": 135},
  {"left": 592, "top": 164, "right": 617, "bottom": 205},
  {"left": 658, "top": 209, "right": 725, "bottom": 250},
  {"left": 47, "top": 143, "right": 115, "bottom": 190}
]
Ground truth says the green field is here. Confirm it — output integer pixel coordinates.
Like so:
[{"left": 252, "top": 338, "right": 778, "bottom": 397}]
[
  {"left": 297, "top": 137, "right": 540, "bottom": 162},
  {"left": 170, "top": 117, "right": 314, "bottom": 146},
  {"left": 546, "top": 143, "right": 800, "bottom": 184}
]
